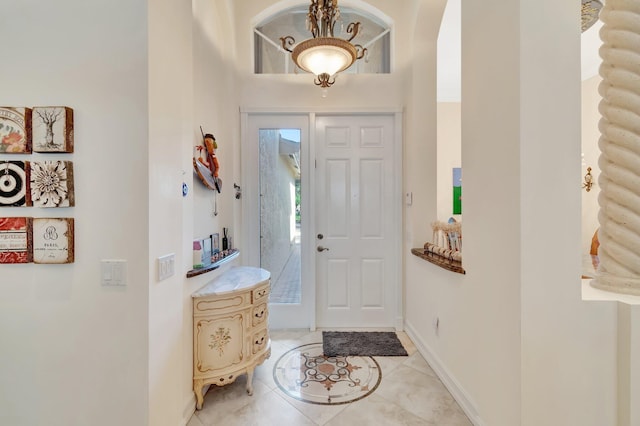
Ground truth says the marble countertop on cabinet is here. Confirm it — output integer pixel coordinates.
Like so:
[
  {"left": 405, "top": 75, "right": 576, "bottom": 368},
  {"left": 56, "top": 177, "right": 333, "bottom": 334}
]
[{"left": 192, "top": 266, "right": 271, "bottom": 298}]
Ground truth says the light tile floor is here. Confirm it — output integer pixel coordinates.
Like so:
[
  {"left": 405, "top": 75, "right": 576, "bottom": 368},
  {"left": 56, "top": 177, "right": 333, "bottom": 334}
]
[{"left": 188, "top": 329, "right": 472, "bottom": 426}]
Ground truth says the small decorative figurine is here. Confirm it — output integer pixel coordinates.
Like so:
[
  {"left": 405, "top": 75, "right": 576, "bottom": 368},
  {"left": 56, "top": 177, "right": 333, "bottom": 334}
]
[{"left": 193, "top": 127, "right": 222, "bottom": 193}]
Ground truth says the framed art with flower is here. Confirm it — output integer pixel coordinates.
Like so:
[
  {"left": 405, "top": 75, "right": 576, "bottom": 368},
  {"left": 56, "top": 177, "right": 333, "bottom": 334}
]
[{"left": 29, "top": 160, "right": 75, "bottom": 207}]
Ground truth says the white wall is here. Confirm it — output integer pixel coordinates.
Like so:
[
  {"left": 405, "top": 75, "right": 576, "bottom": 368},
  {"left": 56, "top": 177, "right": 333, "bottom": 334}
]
[
  {"left": 1, "top": 1, "right": 622, "bottom": 425},
  {"left": 147, "top": 1, "right": 193, "bottom": 425},
  {"left": 435, "top": 78, "right": 604, "bottom": 254},
  {"left": 0, "top": 1, "right": 149, "bottom": 425},
  {"left": 519, "top": 1, "right": 616, "bottom": 423},
  {"left": 406, "top": 0, "right": 617, "bottom": 425},
  {"left": 177, "top": 1, "right": 243, "bottom": 424}
]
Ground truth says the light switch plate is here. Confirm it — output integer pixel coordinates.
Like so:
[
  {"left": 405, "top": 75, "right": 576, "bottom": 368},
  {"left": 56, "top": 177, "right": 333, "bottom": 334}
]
[
  {"left": 158, "top": 253, "right": 175, "bottom": 281},
  {"left": 101, "top": 259, "right": 127, "bottom": 286}
]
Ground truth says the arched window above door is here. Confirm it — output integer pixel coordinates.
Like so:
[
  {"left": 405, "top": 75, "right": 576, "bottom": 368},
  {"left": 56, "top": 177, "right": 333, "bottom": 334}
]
[{"left": 254, "top": 4, "right": 391, "bottom": 75}]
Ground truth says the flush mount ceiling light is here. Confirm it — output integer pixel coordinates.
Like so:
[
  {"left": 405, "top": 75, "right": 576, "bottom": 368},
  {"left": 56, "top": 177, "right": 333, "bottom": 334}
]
[
  {"left": 280, "top": 0, "right": 367, "bottom": 88},
  {"left": 582, "top": 0, "right": 603, "bottom": 32}
]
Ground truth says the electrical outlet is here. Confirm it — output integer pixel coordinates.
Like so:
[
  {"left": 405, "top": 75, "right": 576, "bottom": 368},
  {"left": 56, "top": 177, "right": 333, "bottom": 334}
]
[{"left": 158, "top": 253, "right": 175, "bottom": 281}]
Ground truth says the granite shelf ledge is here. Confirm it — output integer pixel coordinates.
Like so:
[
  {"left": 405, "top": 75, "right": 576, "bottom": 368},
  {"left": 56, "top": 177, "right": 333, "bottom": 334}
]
[
  {"left": 411, "top": 248, "right": 466, "bottom": 274},
  {"left": 186, "top": 249, "right": 239, "bottom": 278}
]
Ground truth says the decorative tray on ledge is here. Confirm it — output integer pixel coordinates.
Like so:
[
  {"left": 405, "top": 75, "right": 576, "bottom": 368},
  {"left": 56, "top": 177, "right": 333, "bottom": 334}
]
[
  {"left": 186, "top": 249, "right": 239, "bottom": 278},
  {"left": 411, "top": 243, "right": 465, "bottom": 274}
]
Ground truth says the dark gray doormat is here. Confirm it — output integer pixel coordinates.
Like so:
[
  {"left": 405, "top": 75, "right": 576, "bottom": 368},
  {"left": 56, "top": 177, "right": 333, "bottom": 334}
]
[{"left": 322, "top": 331, "right": 408, "bottom": 357}]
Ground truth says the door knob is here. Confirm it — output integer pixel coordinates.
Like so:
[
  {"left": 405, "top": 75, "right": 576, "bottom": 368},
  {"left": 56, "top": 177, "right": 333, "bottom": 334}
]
[{"left": 317, "top": 246, "right": 329, "bottom": 252}]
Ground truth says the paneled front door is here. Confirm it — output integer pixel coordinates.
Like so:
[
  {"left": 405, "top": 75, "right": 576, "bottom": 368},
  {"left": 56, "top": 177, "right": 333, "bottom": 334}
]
[{"left": 315, "top": 114, "right": 398, "bottom": 328}]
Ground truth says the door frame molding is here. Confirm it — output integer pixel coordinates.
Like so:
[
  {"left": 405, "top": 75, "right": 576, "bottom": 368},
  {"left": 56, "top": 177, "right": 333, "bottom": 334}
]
[{"left": 240, "top": 107, "right": 403, "bottom": 331}]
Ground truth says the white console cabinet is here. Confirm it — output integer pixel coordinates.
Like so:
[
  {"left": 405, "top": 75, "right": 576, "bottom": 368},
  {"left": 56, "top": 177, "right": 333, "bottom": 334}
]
[{"left": 192, "top": 266, "right": 271, "bottom": 410}]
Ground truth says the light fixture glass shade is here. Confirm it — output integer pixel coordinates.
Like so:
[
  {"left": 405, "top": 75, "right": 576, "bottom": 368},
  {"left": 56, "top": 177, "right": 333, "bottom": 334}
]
[
  {"left": 292, "top": 38, "right": 357, "bottom": 77},
  {"left": 581, "top": 0, "right": 603, "bottom": 32},
  {"left": 280, "top": 0, "right": 366, "bottom": 88}
]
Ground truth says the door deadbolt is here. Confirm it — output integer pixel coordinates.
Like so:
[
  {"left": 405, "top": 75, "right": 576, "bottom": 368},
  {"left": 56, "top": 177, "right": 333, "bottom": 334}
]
[{"left": 317, "top": 233, "right": 324, "bottom": 239}]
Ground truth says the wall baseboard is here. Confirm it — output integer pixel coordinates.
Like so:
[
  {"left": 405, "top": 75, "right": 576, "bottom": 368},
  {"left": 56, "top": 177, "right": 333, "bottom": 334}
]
[
  {"left": 181, "top": 394, "right": 196, "bottom": 426},
  {"left": 395, "top": 315, "right": 404, "bottom": 331},
  {"left": 405, "top": 320, "right": 485, "bottom": 426}
]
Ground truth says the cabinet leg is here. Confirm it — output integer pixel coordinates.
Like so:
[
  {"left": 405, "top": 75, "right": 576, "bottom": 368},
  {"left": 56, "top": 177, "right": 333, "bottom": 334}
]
[
  {"left": 194, "top": 380, "right": 204, "bottom": 410},
  {"left": 246, "top": 368, "right": 255, "bottom": 396}
]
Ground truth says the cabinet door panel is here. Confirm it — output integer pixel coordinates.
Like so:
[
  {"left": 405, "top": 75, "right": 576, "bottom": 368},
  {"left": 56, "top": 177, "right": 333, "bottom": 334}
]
[{"left": 195, "top": 313, "right": 245, "bottom": 373}]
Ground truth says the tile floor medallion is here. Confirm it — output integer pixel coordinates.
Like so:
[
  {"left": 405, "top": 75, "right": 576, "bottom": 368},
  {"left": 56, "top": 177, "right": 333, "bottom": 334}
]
[{"left": 273, "top": 343, "right": 381, "bottom": 405}]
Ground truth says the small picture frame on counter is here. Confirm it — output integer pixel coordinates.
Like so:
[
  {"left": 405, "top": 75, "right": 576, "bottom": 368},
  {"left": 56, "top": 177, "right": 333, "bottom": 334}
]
[{"left": 211, "top": 233, "right": 220, "bottom": 254}]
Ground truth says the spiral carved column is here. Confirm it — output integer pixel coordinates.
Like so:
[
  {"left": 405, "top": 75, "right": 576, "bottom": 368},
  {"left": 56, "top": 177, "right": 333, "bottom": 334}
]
[{"left": 592, "top": 0, "right": 640, "bottom": 295}]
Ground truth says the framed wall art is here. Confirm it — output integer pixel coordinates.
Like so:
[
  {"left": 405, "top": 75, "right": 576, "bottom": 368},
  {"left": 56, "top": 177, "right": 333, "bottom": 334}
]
[
  {"left": 32, "top": 106, "right": 74, "bottom": 153},
  {"left": 32, "top": 217, "right": 74, "bottom": 264},
  {"left": 29, "top": 160, "right": 75, "bottom": 207},
  {"left": 0, "top": 217, "right": 33, "bottom": 263},
  {"left": 0, "top": 107, "right": 32, "bottom": 153},
  {"left": 0, "top": 161, "right": 31, "bottom": 207}
]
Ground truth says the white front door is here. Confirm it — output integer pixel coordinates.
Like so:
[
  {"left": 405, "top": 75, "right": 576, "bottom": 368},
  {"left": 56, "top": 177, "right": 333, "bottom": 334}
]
[{"left": 315, "top": 114, "right": 399, "bottom": 328}]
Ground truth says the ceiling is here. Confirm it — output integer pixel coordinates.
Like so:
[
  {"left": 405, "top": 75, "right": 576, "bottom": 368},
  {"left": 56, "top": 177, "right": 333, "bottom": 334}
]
[{"left": 437, "top": 0, "right": 604, "bottom": 102}]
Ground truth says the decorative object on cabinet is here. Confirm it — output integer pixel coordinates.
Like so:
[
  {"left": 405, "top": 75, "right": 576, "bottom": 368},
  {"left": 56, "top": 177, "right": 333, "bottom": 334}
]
[
  {"left": 32, "top": 217, "right": 74, "bottom": 264},
  {"left": 193, "top": 239, "right": 205, "bottom": 269},
  {"left": 279, "top": 0, "right": 367, "bottom": 89},
  {"left": 222, "top": 227, "right": 228, "bottom": 251},
  {"left": 583, "top": 166, "right": 594, "bottom": 192},
  {"left": 211, "top": 233, "right": 220, "bottom": 254},
  {"left": 0, "top": 161, "right": 31, "bottom": 206},
  {"left": 0, "top": 217, "right": 33, "bottom": 263},
  {"left": 412, "top": 219, "right": 465, "bottom": 274},
  {"left": 0, "top": 107, "right": 32, "bottom": 153},
  {"left": 202, "top": 237, "right": 212, "bottom": 267},
  {"left": 32, "top": 106, "right": 74, "bottom": 153},
  {"left": 431, "top": 219, "right": 462, "bottom": 252},
  {"left": 186, "top": 248, "right": 239, "bottom": 278},
  {"left": 192, "top": 266, "right": 271, "bottom": 410},
  {"left": 29, "top": 160, "right": 75, "bottom": 207}
]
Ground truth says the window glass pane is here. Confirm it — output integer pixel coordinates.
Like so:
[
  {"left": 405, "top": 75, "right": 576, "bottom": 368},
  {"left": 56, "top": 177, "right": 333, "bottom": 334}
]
[{"left": 259, "top": 128, "right": 301, "bottom": 304}]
